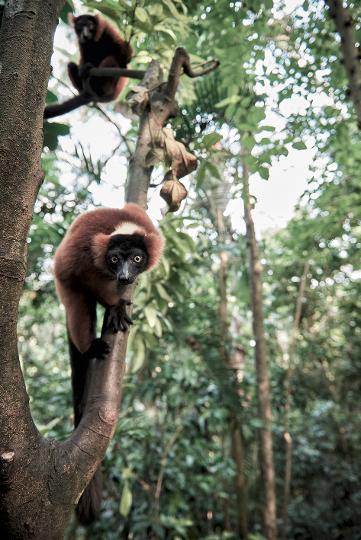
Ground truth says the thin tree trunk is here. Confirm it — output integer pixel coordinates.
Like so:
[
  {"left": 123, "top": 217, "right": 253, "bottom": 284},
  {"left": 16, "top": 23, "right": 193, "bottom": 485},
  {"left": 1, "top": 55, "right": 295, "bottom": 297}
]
[
  {"left": 242, "top": 161, "right": 277, "bottom": 540},
  {"left": 281, "top": 262, "right": 309, "bottom": 540},
  {"left": 216, "top": 208, "right": 249, "bottom": 539},
  {"left": 325, "top": 0, "right": 361, "bottom": 128}
]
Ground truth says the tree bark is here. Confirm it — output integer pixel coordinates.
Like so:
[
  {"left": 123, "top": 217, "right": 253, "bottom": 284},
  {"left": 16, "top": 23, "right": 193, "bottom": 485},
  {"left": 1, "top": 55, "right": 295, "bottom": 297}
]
[
  {"left": 0, "top": 3, "right": 67, "bottom": 537},
  {"left": 281, "top": 262, "right": 309, "bottom": 540},
  {"left": 242, "top": 161, "right": 277, "bottom": 540},
  {"left": 325, "top": 0, "right": 361, "bottom": 128}
]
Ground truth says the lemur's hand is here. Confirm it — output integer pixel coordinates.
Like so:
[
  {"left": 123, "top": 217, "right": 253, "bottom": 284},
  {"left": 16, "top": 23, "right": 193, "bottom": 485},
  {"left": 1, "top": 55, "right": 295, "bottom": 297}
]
[{"left": 106, "top": 299, "right": 133, "bottom": 333}]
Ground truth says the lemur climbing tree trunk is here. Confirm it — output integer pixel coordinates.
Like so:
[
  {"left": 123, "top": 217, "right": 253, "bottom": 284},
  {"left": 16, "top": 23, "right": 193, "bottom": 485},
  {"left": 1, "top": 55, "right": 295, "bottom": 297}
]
[
  {"left": 325, "top": 0, "right": 361, "bottom": 128},
  {"left": 0, "top": 3, "right": 217, "bottom": 534},
  {"left": 241, "top": 161, "right": 278, "bottom": 540}
]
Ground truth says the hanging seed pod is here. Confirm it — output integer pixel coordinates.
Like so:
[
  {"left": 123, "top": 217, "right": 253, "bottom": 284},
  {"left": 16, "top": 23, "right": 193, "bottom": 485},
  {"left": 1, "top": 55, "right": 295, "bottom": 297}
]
[{"left": 160, "top": 173, "right": 188, "bottom": 212}]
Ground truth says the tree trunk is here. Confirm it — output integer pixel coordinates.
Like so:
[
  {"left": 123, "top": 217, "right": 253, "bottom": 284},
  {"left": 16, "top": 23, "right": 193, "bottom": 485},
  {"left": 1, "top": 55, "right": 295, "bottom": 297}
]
[
  {"left": 230, "top": 420, "right": 249, "bottom": 539},
  {"left": 325, "top": 0, "right": 361, "bottom": 128},
  {"left": 281, "top": 262, "right": 309, "bottom": 540},
  {"left": 216, "top": 208, "right": 248, "bottom": 539},
  {"left": 242, "top": 162, "right": 277, "bottom": 540}
]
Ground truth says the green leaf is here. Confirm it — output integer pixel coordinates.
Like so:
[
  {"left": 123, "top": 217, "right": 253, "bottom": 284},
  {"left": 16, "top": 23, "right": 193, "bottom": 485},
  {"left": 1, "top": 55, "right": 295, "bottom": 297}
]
[
  {"left": 131, "top": 338, "right": 145, "bottom": 373},
  {"left": 196, "top": 160, "right": 207, "bottom": 187},
  {"left": 215, "top": 95, "right": 241, "bottom": 108},
  {"left": 43, "top": 122, "right": 70, "bottom": 151},
  {"left": 156, "top": 283, "right": 172, "bottom": 303},
  {"left": 243, "top": 135, "right": 256, "bottom": 151},
  {"left": 46, "top": 90, "right": 59, "bottom": 105},
  {"left": 206, "top": 161, "right": 221, "bottom": 179},
  {"left": 292, "top": 140, "right": 307, "bottom": 150},
  {"left": 154, "top": 24, "right": 177, "bottom": 40},
  {"left": 154, "top": 317, "right": 163, "bottom": 338},
  {"left": 259, "top": 166, "right": 269, "bottom": 180},
  {"left": 135, "top": 6, "right": 148, "bottom": 23},
  {"left": 144, "top": 305, "right": 158, "bottom": 328},
  {"left": 202, "top": 132, "right": 222, "bottom": 149},
  {"left": 119, "top": 481, "right": 132, "bottom": 517}
]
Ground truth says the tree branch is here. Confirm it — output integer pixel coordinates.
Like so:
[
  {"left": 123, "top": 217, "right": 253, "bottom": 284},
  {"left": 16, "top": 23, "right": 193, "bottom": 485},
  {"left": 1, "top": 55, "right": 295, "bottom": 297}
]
[
  {"left": 89, "top": 67, "right": 146, "bottom": 79},
  {"left": 166, "top": 47, "right": 220, "bottom": 99},
  {"left": 44, "top": 54, "right": 219, "bottom": 119}
]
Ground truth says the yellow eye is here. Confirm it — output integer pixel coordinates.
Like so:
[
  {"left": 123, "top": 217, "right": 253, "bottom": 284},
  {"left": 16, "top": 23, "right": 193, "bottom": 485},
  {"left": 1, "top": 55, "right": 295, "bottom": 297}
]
[
  {"left": 111, "top": 256, "right": 118, "bottom": 264},
  {"left": 134, "top": 255, "right": 142, "bottom": 263}
]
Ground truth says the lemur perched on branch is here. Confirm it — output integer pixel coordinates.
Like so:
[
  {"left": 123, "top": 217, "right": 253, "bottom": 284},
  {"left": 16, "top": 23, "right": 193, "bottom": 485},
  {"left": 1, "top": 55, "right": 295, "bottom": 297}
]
[
  {"left": 68, "top": 14, "right": 133, "bottom": 101},
  {"left": 44, "top": 14, "right": 133, "bottom": 119}
]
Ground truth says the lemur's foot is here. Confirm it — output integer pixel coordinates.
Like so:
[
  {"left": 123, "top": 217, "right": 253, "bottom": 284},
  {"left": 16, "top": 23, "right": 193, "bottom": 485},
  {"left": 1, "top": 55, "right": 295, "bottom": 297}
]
[
  {"left": 106, "top": 299, "right": 133, "bottom": 333},
  {"left": 84, "top": 338, "right": 110, "bottom": 360}
]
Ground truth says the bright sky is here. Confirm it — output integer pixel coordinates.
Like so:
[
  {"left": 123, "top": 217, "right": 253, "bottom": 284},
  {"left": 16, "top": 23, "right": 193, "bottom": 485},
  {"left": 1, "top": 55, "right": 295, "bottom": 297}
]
[{"left": 51, "top": 0, "right": 315, "bottom": 236}]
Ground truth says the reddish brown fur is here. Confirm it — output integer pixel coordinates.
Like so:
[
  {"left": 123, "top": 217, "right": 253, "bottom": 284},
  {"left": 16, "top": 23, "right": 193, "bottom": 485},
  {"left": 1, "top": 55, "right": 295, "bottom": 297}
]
[
  {"left": 92, "top": 14, "right": 133, "bottom": 64},
  {"left": 69, "top": 13, "right": 133, "bottom": 100},
  {"left": 53, "top": 203, "right": 164, "bottom": 352}
]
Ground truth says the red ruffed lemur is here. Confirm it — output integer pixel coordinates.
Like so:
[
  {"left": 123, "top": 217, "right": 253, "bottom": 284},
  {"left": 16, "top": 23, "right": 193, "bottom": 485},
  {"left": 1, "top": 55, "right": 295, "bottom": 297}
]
[
  {"left": 68, "top": 13, "right": 133, "bottom": 101},
  {"left": 53, "top": 203, "right": 164, "bottom": 524}
]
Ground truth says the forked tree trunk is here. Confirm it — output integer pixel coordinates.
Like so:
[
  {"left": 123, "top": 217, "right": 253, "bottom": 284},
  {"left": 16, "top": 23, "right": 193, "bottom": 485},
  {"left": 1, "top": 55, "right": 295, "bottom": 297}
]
[
  {"left": 0, "top": 8, "right": 215, "bottom": 533},
  {"left": 242, "top": 161, "right": 277, "bottom": 540}
]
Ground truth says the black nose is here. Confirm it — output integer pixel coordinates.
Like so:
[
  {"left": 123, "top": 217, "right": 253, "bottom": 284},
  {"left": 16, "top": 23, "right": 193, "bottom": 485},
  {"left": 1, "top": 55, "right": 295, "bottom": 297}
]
[
  {"left": 117, "top": 264, "right": 133, "bottom": 284},
  {"left": 117, "top": 276, "right": 133, "bottom": 285}
]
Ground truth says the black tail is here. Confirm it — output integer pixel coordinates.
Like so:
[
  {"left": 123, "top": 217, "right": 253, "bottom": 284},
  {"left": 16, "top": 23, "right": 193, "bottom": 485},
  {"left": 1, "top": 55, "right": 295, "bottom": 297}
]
[
  {"left": 44, "top": 93, "right": 92, "bottom": 119},
  {"left": 69, "top": 335, "right": 103, "bottom": 526},
  {"left": 75, "top": 468, "right": 102, "bottom": 526}
]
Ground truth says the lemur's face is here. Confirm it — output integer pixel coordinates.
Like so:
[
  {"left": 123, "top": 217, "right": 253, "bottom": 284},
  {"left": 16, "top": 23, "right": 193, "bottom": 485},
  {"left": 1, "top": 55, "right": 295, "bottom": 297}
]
[
  {"left": 105, "top": 235, "right": 149, "bottom": 285},
  {"left": 75, "top": 15, "right": 97, "bottom": 43}
]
